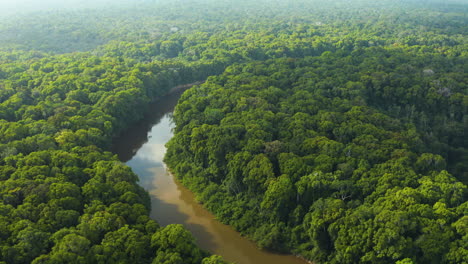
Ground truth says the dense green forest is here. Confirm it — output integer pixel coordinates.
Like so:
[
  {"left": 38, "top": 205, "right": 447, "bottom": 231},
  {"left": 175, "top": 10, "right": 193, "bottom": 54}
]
[
  {"left": 0, "top": 0, "right": 466, "bottom": 263},
  {"left": 0, "top": 32, "right": 229, "bottom": 264}
]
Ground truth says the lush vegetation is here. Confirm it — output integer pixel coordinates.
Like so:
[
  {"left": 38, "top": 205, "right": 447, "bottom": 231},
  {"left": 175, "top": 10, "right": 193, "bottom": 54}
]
[
  {"left": 0, "top": 0, "right": 466, "bottom": 263},
  {"left": 0, "top": 18, "right": 230, "bottom": 264},
  {"left": 164, "top": 1, "right": 468, "bottom": 264},
  {"left": 166, "top": 51, "right": 467, "bottom": 263}
]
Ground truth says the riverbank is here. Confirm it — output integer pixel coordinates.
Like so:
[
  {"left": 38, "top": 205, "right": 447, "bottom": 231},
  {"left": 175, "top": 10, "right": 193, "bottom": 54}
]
[
  {"left": 167, "top": 168, "right": 315, "bottom": 264},
  {"left": 167, "top": 81, "right": 205, "bottom": 94}
]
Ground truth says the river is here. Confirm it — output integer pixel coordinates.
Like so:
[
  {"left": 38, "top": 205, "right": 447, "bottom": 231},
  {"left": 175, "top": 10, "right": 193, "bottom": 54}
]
[{"left": 111, "top": 88, "right": 308, "bottom": 264}]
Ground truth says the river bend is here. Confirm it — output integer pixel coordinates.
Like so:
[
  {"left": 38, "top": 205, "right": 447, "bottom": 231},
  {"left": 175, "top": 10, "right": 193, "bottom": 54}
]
[{"left": 112, "top": 89, "right": 308, "bottom": 264}]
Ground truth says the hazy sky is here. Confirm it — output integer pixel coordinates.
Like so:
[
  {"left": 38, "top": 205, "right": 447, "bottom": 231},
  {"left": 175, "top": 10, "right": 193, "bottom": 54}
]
[
  {"left": 0, "top": 0, "right": 141, "bottom": 16},
  {"left": 0, "top": 0, "right": 464, "bottom": 17}
]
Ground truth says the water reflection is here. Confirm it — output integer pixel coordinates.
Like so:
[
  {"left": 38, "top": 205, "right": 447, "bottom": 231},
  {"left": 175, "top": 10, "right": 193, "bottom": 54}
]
[{"left": 111, "top": 90, "right": 182, "bottom": 162}]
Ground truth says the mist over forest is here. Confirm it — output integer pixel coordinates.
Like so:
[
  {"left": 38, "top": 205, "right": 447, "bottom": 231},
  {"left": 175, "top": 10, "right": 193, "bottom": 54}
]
[{"left": 0, "top": 0, "right": 466, "bottom": 54}]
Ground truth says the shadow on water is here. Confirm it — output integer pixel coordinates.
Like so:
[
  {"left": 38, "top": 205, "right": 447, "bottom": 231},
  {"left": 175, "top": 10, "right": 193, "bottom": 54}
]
[
  {"left": 111, "top": 89, "right": 184, "bottom": 162},
  {"left": 112, "top": 87, "right": 309, "bottom": 264}
]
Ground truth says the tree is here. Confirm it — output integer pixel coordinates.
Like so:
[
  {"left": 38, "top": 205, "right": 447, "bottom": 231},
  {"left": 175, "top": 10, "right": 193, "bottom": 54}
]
[
  {"left": 94, "top": 225, "right": 151, "bottom": 264},
  {"left": 151, "top": 224, "right": 204, "bottom": 264}
]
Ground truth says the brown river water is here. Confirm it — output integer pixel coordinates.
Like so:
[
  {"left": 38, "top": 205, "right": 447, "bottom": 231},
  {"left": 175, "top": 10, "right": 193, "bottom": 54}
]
[{"left": 112, "top": 89, "right": 308, "bottom": 264}]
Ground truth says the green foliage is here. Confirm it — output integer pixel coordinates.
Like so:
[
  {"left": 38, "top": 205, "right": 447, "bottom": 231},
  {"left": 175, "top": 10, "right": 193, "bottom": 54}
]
[
  {"left": 0, "top": 8, "right": 228, "bottom": 263},
  {"left": 165, "top": 35, "right": 467, "bottom": 263},
  {"left": 0, "top": 0, "right": 467, "bottom": 263},
  {"left": 151, "top": 224, "right": 206, "bottom": 264}
]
